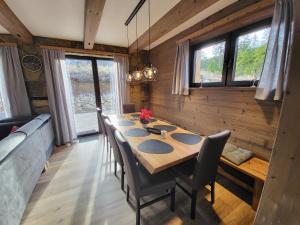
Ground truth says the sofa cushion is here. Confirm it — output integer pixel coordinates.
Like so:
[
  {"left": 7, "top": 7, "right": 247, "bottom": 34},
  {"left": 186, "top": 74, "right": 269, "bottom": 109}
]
[
  {"left": 0, "top": 133, "right": 26, "bottom": 163},
  {"left": 222, "top": 143, "right": 254, "bottom": 165},
  {"left": 16, "top": 119, "right": 44, "bottom": 136}
]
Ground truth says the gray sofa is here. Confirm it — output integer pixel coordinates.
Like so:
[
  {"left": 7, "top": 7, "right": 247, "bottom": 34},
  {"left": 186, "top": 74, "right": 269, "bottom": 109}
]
[{"left": 0, "top": 114, "right": 55, "bottom": 225}]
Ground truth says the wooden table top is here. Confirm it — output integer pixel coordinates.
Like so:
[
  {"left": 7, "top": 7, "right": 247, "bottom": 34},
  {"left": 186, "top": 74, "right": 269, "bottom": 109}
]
[{"left": 109, "top": 113, "right": 204, "bottom": 174}]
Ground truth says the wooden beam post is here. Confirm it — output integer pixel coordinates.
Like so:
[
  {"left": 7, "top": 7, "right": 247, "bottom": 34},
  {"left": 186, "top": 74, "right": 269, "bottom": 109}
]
[
  {"left": 129, "top": 0, "right": 220, "bottom": 54},
  {"left": 84, "top": 0, "right": 106, "bottom": 49},
  {"left": 254, "top": 0, "right": 300, "bottom": 224},
  {"left": 0, "top": 0, "right": 32, "bottom": 44}
]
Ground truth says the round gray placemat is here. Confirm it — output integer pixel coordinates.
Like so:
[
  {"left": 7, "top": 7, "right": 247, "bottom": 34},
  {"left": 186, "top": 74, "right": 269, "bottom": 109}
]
[
  {"left": 153, "top": 125, "right": 177, "bottom": 132},
  {"left": 138, "top": 139, "right": 174, "bottom": 154},
  {"left": 117, "top": 120, "right": 135, "bottom": 126},
  {"left": 171, "top": 133, "right": 201, "bottom": 145},
  {"left": 124, "top": 128, "right": 150, "bottom": 137}
]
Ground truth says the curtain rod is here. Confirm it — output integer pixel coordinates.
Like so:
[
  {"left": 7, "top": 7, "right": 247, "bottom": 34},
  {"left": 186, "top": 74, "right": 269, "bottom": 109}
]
[
  {"left": 0, "top": 42, "right": 17, "bottom": 47},
  {"left": 39, "top": 45, "right": 128, "bottom": 57}
]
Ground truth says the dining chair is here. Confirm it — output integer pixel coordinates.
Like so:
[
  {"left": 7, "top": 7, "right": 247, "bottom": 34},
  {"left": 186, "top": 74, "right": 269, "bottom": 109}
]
[
  {"left": 173, "top": 130, "right": 231, "bottom": 219},
  {"left": 96, "top": 108, "right": 110, "bottom": 152},
  {"left": 114, "top": 130, "right": 176, "bottom": 225},
  {"left": 122, "top": 103, "right": 136, "bottom": 113},
  {"left": 104, "top": 118, "right": 125, "bottom": 190}
]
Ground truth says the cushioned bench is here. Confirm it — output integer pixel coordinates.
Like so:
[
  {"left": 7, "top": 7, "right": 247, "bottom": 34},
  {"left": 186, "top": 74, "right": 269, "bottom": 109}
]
[{"left": 219, "top": 156, "right": 269, "bottom": 210}]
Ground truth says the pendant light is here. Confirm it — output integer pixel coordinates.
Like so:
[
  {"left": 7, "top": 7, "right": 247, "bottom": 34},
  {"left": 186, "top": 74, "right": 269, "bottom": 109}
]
[
  {"left": 126, "top": 26, "right": 133, "bottom": 82},
  {"left": 143, "top": 0, "right": 158, "bottom": 81},
  {"left": 132, "top": 14, "right": 143, "bottom": 81}
]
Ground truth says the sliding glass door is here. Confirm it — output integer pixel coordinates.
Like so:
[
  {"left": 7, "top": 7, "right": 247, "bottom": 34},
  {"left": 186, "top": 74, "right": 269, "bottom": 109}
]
[
  {"left": 97, "top": 59, "right": 116, "bottom": 115},
  {"left": 65, "top": 56, "right": 116, "bottom": 136}
]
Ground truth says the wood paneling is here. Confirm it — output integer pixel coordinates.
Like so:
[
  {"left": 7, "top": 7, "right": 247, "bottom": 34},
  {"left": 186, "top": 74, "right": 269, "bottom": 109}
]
[
  {"left": 84, "top": 0, "right": 106, "bottom": 49},
  {"left": 148, "top": 7, "right": 281, "bottom": 161},
  {"left": 129, "top": 0, "right": 220, "bottom": 54},
  {"left": 178, "top": 0, "right": 274, "bottom": 44},
  {"left": 254, "top": 1, "right": 300, "bottom": 224},
  {"left": 0, "top": 0, "right": 32, "bottom": 43}
]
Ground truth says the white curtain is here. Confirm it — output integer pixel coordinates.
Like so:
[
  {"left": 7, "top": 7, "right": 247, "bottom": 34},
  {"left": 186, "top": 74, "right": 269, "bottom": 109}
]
[
  {"left": 113, "top": 55, "right": 129, "bottom": 115},
  {"left": 172, "top": 40, "right": 190, "bottom": 96},
  {"left": 0, "top": 46, "right": 31, "bottom": 118},
  {"left": 42, "top": 49, "right": 77, "bottom": 145},
  {"left": 255, "top": 0, "right": 294, "bottom": 101}
]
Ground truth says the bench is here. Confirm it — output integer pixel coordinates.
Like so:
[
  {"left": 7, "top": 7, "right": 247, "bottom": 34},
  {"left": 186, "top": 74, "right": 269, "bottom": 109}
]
[{"left": 218, "top": 156, "right": 269, "bottom": 210}]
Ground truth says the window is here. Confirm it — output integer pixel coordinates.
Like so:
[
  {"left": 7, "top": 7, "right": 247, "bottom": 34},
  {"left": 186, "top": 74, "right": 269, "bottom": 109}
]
[
  {"left": 232, "top": 27, "right": 270, "bottom": 83},
  {"left": 0, "top": 58, "right": 10, "bottom": 120},
  {"left": 193, "top": 41, "right": 226, "bottom": 85},
  {"left": 190, "top": 20, "right": 271, "bottom": 87},
  {"left": 65, "top": 55, "right": 117, "bottom": 136}
]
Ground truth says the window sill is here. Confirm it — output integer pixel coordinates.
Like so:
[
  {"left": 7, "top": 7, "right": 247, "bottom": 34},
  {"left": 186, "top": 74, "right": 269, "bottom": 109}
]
[{"left": 189, "top": 86, "right": 257, "bottom": 91}]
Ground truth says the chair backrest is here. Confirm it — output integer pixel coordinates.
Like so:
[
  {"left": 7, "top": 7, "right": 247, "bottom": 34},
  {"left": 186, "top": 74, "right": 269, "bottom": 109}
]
[
  {"left": 114, "top": 130, "right": 140, "bottom": 197},
  {"left": 97, "top": 108, "right": 109, "bottom": 136},
  {"left": 122, "top": 104, "right": 135, "bottom": 113},
  {"left": 96, "top": 108, "right": 105, "bottom": 135},
  {"left": 192, "top": 130, "right": 231, "bottom": 189},
  {"left": 104, "top": 119, "right": 123, "bottom": 166}
]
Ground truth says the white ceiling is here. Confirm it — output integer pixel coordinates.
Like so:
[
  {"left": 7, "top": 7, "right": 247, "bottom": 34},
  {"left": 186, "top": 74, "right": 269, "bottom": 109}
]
[{"left": 0, "top": 0, "right": 236, "bottom": 48}]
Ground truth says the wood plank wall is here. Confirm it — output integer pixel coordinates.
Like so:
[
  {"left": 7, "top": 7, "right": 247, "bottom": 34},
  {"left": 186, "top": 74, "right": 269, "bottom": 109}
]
[{"left": 149, "top": 32, "right": 281, "bottom": 161}]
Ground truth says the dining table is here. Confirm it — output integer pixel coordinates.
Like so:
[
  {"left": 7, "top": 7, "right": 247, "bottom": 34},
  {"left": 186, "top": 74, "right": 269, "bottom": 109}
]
[{"left": 109, "top": 112, "right": 205, "bottom": 174}]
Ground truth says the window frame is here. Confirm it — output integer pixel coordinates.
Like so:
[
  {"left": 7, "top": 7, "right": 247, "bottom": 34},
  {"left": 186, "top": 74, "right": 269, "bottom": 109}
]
[
  {"left": 190, "top": 34, "right": 230, "bottom": 88},
  {"left": 226, "top": 20, "right": 272, "bottom": 87},
  {"left": 65, "top": 54, "right": 115, "bottom": 137},
  {"left": 189, "top": 19, "right": 272, "bottom": 88}
]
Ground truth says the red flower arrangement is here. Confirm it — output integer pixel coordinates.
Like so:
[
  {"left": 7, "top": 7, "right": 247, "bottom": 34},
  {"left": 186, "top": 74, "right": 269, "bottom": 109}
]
[{"left": 139, "top": 108, "right": 152, "bottom": 124}]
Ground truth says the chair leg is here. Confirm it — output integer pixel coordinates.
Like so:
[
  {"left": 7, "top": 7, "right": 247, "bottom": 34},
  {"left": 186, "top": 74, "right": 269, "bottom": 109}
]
[
  {"left": 114, "top": 160, "right": 117, "bottom": 177},
  {"left": 191, "top": 190, "right": 198, "bottom": 220},
  {"left": 170, "top": 187, "right": 175, "bottom": 212},
  {"left": 136, "top": 198, "right": 141, "bottom": 225},
  {"left": 121, "top": 167, "right": 125, "bottom": 191},
  {"left": 126, "top": 185, "right": 130, "bottom": 202},
  {"left": 210, "top": 182, "right": 215, "bottom": 204}
]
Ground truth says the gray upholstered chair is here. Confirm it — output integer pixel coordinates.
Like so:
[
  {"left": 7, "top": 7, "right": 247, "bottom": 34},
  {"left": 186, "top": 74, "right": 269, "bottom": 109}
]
[
  {"left": 104, "top": 118, "right": 125, "bottom": 190},
  {"left": 122, "top": 103, "right": 136, "bottom": 113},
  {"left": 173, "top": 130, "right": 231, "bottom": 219},
  {"left": 96, "top": 108, "right": 110, "bottom": 152},
  {"left": 114, "top": 130, "right": 176, "bottom": 225}
]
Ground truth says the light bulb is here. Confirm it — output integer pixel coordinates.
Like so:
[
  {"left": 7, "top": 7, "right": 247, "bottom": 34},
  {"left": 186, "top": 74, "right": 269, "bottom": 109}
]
[
  {"left": 143, "top": 66, "right": 153, "bottom": 79},
  {"left": 133, "top": 70, "right": 143, "bottom": 81},
  {"left": 127, "top": 73, "right": 133, "bottom": 82}
]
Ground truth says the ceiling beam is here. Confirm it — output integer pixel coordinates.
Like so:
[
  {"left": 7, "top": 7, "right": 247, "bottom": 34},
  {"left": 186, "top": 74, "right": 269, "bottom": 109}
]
[
  {"left": 129, "top": 0, "right": 220, "bottom": 54},
  {"left": 0, "top": 0, "right": 32, "bottom": 44},
  {"left": 84, "top": 0, "right": 106, "bottom": 49}
]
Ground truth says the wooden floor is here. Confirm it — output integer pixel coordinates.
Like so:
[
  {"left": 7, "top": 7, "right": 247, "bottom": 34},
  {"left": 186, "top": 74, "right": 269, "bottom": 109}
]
[{"left": 21, "top": 135, "right": 255, "bottom": 225}]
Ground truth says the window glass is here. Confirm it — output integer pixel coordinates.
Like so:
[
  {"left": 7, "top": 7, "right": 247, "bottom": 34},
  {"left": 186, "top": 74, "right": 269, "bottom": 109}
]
[
  {"left": 233, "top": 27, "right": 270, "bottom": 81},
  {"left": 97, "top": 60, "right": 117, "bottom": 115},
  {"left": 193, "top": 41, "right": 225, "bottom": 83},
  {"left": 65, "top": 58, "right": 98, "bottom": 135}
]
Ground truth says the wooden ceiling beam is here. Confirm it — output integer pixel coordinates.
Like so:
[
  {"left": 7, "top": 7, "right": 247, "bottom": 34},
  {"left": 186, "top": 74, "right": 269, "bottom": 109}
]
[
  {"left": 128, "top": 0, "right": 220, "bottom": 54},
  {"left": 84, "top": 0, "right": 106, "bottom": 49},
  {"left": 0, "top": 0, "right": 32, "bottom": 44}
]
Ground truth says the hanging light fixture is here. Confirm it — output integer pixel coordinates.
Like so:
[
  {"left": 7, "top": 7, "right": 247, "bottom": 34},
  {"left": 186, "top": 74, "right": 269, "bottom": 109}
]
[
  {"left": 126, "top": 26, "right": 133, "bottom": 82},
  {"left": 132, "top": 14, "right": 143, "bottom": 81},
  {"left": 143, "top": 0, "right": 158, "bottom": 81}
]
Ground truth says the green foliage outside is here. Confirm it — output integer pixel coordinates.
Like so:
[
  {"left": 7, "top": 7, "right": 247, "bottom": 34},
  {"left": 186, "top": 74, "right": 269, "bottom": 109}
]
[{"left": 199, "top": 28, "right": 269, "bottom": 81}]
